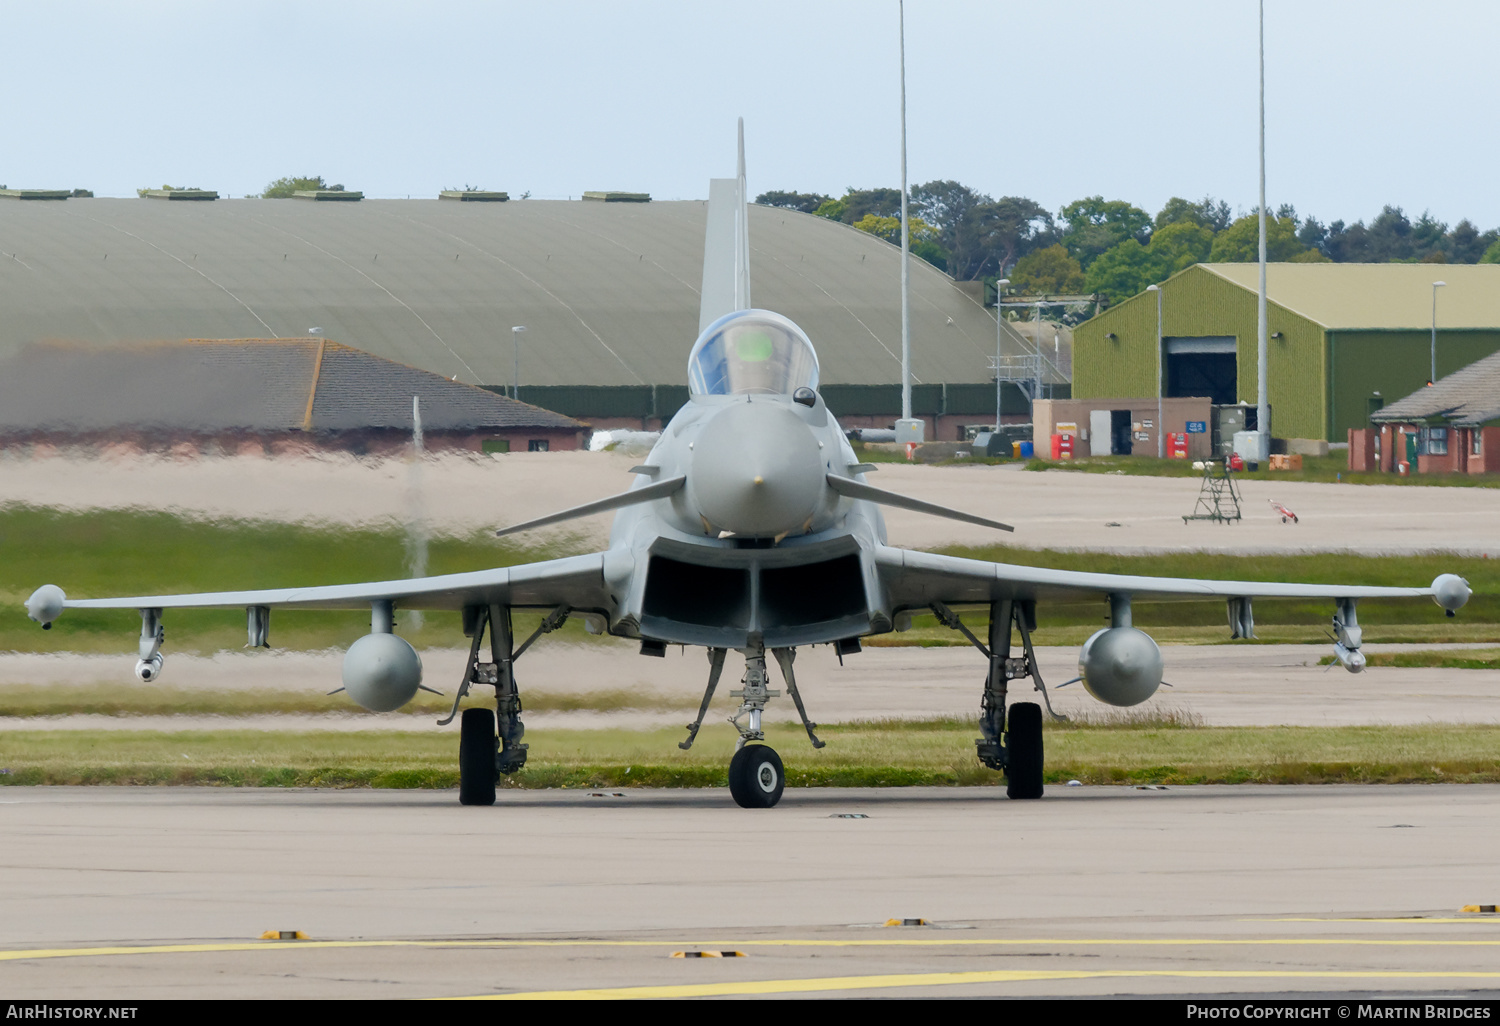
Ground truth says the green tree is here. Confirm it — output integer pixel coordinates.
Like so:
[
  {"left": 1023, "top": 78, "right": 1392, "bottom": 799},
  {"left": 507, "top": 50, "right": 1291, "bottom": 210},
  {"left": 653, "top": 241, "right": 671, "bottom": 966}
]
[
  {"left": 851, "top": 214, "right": 945, "bottom": 270},
  {"left": 1083, "top": 221, "right": 1216, "bottom": 304},
  {"left": 1207, "top": 213, "right": 1307, "bottom": 262},
  {"left": 965, "top": 196, "right": 1056, "bottom": 280},
  {"left": 1059, "top": 196, "right": 1152, "bottom": 268},
  {"left": 1083, "top": 239, "right": 1160, "bottom": 305},
  {"left": 1155, "top": 195, "right": 1232, "bottom": 232},
  {"left": 755, "top": 191, "right": 831, "bottom": 213},
  {"left": 1008, "top": 244, "right": 1085, "bottom": 294},
  {"left": 1149, "top": 221, "right": 1214, "bottom": 274},
  {"left": 1480, "top": 238, "right": 1500, "bottom": 264},
  {"left": 1449, "top": 220, "right": 1500, "bottom": 263},
  {"left": 813, "top": 196, "right": 847, "bottom": 221},
  {"left": 262, "top": 175, "right": 343, "bottom": 198},
  {"left": 852, "top": 214, "right": 937, "bottom": 245},
  {"left": 813, "top": 188, "right": 901, "bottom": 225}
]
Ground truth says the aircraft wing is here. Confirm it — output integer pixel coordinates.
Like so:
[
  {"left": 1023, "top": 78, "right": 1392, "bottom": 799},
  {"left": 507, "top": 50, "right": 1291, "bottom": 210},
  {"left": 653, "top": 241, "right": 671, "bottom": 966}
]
[
  {"left": 874, "top": 546, "right": 1446, "bottom": 608},
  {"left": 32, "top": 553, "right": 615, "bottom": 618}
]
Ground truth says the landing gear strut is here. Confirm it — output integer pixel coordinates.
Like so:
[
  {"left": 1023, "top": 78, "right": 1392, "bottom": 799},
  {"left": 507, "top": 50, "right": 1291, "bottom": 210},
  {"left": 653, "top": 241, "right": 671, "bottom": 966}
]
[
  {"left": 931, "top": 599, "right": 1058, "bottom": 799},
  {"left": 446, "top": 603, "right": 569, "bottom": 806},
  {"left": 679, "top": 634, "right": 825, "bottom": 809}
]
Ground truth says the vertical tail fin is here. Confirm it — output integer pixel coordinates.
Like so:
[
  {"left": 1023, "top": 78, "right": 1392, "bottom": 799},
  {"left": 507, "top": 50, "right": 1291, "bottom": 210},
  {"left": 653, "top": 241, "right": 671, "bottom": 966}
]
[{"left": 698, "top": 118, "right": 752, "bottom": 334}]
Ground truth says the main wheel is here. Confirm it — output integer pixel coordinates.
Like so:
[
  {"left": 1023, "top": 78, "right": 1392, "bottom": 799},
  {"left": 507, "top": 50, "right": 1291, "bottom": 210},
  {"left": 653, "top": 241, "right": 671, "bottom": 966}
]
[
  {"left": 728, "top": 744, "right": 785, "bottom": 808},
  {"left": 459, "top": 707, "right": 498, "bottom": 806},
  {"left": 1005, "top": 702, "right": 1044, "bottom": 800}
]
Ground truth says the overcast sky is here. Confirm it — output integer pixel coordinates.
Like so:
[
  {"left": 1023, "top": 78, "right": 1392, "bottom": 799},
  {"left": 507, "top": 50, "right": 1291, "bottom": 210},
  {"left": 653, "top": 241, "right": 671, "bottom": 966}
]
[{"left": 4, "top": 1, "right": 1496, "bottom": 229}]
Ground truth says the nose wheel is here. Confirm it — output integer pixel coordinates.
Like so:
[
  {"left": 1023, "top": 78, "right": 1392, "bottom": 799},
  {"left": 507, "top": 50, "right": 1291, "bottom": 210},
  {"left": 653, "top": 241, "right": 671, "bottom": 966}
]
[{"left": 729, "top": 744, "right": 785, "bottom": 808}]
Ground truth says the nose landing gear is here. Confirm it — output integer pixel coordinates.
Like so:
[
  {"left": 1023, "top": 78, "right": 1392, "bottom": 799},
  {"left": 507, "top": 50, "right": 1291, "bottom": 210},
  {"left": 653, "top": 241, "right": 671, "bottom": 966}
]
[{"left": 679, "top": 635, "right": 827, "bottom": 809}]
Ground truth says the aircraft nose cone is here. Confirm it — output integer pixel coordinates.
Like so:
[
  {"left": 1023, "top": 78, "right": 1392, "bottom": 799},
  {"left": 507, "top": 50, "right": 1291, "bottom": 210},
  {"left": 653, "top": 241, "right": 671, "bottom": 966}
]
[{"left": 691, "top": 401, "right": 824, "bottom": 537}]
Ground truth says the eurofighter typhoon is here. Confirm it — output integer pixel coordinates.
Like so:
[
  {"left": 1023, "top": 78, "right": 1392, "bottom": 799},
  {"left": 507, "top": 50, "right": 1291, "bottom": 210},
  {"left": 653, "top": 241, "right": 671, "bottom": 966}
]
[{"left": 25, "top": 128, "right": 1472, "bottom": 807}]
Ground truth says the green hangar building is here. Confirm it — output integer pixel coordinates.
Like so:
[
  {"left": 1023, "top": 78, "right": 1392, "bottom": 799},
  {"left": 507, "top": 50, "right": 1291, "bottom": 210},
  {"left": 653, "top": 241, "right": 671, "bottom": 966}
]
[{"left": 1071, "top": 263, "right": 1500, "bottom": 449}]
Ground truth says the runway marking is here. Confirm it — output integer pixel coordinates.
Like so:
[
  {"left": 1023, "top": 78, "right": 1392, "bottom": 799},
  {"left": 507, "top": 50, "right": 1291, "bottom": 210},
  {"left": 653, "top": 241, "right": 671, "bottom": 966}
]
[
  {"left": 1260, "top": 924, "right": 1500, "bottom": 930},
  {"left": 9, "top": 936, "right": 1500, "bottom": 963},
  {"left": 465, "top": 969, "right": 1500, "bottom": 1000}
]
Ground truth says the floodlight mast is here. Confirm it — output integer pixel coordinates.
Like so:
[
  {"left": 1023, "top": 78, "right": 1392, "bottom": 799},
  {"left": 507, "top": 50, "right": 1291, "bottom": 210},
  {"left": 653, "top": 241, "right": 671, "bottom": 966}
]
[
  {"left": 896, "top": 0, "right": 920, "bottom": 454},
  {"left": 1255, "top": 0, "right": 1269, "bottom": 462}
]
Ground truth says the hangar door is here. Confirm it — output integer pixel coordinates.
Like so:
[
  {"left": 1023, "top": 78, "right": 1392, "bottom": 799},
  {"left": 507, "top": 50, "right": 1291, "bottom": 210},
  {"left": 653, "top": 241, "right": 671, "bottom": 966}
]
[{"left": 1165, "top": 336, "right": 1237, "bottom": 405}]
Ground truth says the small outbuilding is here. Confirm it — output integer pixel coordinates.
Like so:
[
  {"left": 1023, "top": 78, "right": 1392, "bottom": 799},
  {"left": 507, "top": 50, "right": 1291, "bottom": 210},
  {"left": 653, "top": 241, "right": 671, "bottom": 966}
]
[
  {"left": 1354, "top": 350, "right": 1500, "bottom": 475},
  {"left": 0, "top": 337, "right": 586, "bottom": 456}
]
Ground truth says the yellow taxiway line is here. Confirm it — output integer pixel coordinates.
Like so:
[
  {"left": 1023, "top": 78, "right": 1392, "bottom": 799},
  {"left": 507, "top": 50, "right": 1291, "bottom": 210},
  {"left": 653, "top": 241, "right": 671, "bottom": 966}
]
[{"left": 471, "top": 969, "right": 1500, "bottom": 1000}]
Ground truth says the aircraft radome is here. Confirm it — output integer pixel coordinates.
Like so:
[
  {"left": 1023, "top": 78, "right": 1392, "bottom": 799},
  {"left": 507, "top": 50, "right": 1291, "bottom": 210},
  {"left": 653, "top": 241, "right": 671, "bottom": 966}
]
[{"left": 24, "top": 126, "right": 1473, "bottom": 808}]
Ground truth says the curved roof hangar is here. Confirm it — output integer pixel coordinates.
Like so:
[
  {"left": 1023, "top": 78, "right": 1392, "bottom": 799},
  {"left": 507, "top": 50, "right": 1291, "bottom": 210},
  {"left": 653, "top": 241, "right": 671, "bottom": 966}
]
[{"left": 0, "top": 198, "right": 1018, "bottom": 389}]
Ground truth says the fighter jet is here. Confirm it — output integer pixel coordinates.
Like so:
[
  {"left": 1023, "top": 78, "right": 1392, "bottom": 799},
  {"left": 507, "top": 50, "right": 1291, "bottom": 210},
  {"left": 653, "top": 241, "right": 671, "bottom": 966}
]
[{"left": 24, "top": 126, "right": 1472, "bottom": 808}]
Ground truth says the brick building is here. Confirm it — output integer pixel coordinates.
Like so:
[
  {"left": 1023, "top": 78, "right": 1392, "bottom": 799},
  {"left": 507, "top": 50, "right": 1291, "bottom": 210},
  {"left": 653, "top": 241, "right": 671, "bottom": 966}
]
[
  {"left": 0, "top": 338, "right": 586, "bottom": 455},
  {"left": 1351, "top": 350, "right": 1500, "bottom": 475}
]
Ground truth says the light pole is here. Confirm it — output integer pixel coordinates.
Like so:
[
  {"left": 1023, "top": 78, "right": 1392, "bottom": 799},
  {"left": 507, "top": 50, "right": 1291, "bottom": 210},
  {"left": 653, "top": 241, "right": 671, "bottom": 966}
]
[
  {"left": 894, "top": 0, "right": 923, "bottom": 455},
  {"left": 1430, "top": 281, "right": 1446, "bottom": 385},
  {"left": 510, "top": 326, "right": 527, "bottom": 400},
  {"left": 1254, "top": 0, "right": 1270, "bottom": 463},
  {"left": 1147, "top": 284, "right": 1163, "bottom": 458},
  {"left": 994, "top": 278, "right": 1009, "bottom": 437}
]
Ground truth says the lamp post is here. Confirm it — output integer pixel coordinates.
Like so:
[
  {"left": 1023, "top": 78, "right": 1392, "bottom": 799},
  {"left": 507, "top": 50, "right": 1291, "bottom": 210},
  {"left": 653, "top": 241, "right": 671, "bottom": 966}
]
[
  {"left": 510, "top": 326, "right": 527, "bottom": 400},
  {"left": 894, "top": 0, "right": 923, "bottom": 456},
  {"left": 1430, "top": 281, "right": 1446, "bottom": 385},
  {"left": 995, "top": 278, "right": 1009, "bottom": 437},
  {"left": 1254, "top": 0, "right": 1270, "bottom": 464},
  {"left": 1147, "top": 283, "right": 1163, "bottom": 458}
]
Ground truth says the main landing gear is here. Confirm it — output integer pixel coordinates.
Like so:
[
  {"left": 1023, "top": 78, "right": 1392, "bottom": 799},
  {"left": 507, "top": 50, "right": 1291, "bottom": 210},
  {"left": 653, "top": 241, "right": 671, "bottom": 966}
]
[
  {"left": 445, "top": 603, "right": 569, "bottom": 806},
  {"left": 679, "top": 635, "right": 824, "bottom": 809},
  {"left": 931, "top": 598, "right": 1060, "bottom": 800}
]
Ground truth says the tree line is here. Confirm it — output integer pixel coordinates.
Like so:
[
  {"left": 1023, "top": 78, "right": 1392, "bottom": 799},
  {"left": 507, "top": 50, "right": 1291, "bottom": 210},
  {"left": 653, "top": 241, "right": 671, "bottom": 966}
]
[{"left": 756, "top": 186, "right": 1500, "bottom": 307}]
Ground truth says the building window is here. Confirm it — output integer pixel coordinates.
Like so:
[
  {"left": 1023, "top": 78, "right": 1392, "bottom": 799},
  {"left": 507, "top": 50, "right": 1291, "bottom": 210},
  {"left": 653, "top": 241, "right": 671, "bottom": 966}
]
[
  {"left": 527, "top": 439, "right": 549, "bottom": 452},
  {"left": 1474, "top": 431, "right": 1483, "bottom": 456},
  {"left": 1421, "top": 427, "right": 1448, "bottom": 456}
]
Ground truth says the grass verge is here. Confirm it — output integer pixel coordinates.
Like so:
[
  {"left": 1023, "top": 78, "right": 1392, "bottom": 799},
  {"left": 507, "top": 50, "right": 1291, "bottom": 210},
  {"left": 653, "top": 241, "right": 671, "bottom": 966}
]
[
  {"left": 5, "top": 721, "right": 1500, "bottom": 788},
  {"left": 0, "top": 685, "right": 694, "bottom": 718}
]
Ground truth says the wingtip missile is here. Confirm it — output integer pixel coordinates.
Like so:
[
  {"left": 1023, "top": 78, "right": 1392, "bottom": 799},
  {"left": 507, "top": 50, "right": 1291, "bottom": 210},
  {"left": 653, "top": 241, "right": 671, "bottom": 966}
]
[
  {"left": 1432, "top": 574, "right": 1471, "bottom": 613},
  {"left": 25, "top": 585, "right": 65, "bottom": 628}
]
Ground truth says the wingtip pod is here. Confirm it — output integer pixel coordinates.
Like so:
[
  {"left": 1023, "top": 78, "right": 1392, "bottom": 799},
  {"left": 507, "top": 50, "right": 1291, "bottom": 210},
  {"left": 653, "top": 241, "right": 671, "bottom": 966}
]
[
  {"left": 25, "top": 585, "right": 65, "bottom": 628},
  {"left": 1432, "top": 574, "right": 1471, "bottom": 613}
]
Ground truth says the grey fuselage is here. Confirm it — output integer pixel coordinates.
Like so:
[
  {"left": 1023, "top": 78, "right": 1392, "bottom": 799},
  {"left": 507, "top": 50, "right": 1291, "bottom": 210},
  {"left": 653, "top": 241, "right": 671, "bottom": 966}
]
[{"left": 600, "top": 391, "right": 892, "bottom": 651}]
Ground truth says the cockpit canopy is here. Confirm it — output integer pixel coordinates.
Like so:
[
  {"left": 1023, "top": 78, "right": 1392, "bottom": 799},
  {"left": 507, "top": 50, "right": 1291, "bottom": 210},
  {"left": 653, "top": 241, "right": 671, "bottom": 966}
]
[{"left": 687, "top": 310, "right": 820, "bottom": 397}]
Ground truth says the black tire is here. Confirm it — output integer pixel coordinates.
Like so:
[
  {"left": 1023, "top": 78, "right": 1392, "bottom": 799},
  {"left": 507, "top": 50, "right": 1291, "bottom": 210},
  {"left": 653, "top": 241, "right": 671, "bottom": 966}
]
[
  {"left": 728, "top": 744, "right": 785, "bottom": 808},
  {"left": 459, "top": 707, "right": 498, "bottom": 806},
  {"left": 1005, "top": 702, "right": 1044, "bottom": 800}
]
